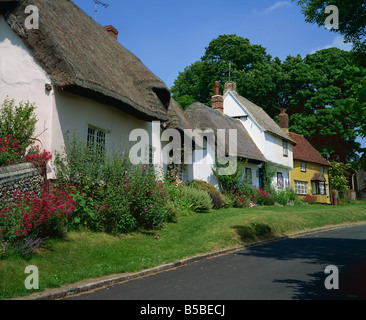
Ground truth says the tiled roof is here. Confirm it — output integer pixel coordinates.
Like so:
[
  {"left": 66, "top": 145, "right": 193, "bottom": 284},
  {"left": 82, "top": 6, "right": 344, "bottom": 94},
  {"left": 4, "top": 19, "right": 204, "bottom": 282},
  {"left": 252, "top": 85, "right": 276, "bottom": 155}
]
[{"left": 289, "top": 132, "right": 332, "bottom": 167}]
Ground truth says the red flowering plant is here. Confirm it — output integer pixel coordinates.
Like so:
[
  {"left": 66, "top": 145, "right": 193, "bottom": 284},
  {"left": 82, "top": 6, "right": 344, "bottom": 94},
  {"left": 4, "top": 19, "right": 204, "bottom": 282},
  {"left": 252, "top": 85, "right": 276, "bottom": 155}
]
[
  {"left": 303, "top": 194, "right": 317, "bottom": 204},
  {"left": 0, "top": 188, "right": 76, "bottom": 250},
  {"left": 25, "top": 145, "right": 52, "bottom": 167},
  {"left": 0, "top": 135, "right": 24, "bottom": 166}
]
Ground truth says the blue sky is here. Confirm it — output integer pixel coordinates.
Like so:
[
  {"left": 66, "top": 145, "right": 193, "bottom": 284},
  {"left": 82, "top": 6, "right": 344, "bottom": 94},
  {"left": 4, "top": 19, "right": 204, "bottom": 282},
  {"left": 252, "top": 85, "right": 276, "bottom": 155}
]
[{"left": 73, "top": 0, "right": 364, "bottom": 150}]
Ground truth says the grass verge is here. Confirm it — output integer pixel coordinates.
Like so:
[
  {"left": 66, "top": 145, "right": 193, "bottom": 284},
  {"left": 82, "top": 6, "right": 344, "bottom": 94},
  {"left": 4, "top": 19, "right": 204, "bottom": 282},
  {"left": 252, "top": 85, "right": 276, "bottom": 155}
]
[{"left": 1, "top": 201, "right": 366, "bottom": 300}]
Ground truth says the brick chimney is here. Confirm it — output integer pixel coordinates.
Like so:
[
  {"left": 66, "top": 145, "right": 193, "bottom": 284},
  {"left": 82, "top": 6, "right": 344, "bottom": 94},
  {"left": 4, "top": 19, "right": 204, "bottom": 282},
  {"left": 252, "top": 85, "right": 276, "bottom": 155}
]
[
  {"left": 104, "top": 25, "right": 118, "bottom": 41},
  {"left": 211, "top": 81, "right": 224, "bottom": 114},
  {"left": 279, "top": 108, "right": 289, "bottom": 134},
  {"left": 224, "top": 81, "right": 237, "bottom": 94}
]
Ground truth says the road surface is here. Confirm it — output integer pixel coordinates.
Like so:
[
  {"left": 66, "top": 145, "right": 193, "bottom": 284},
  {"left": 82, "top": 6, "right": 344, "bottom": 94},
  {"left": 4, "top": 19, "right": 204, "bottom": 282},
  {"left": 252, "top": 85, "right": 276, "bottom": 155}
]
[{"left": 65, "top": 223, "right": 366, "bottom": 300}]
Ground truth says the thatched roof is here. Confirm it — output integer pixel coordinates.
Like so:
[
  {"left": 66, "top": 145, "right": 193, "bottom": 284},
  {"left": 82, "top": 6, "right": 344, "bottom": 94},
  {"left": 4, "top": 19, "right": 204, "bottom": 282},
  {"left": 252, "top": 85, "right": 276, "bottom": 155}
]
[
  {"left": 164, "top": 98, "right": 192, "bottom": 133},
  {"left": 227, "top": 91, "right": 295, "bottom": 144},
  {"left": 1, "top": 0, "right": 170, "bottom": 121},
  {"left": 185, "top": 102, "right": 266, "bottom": 163}
]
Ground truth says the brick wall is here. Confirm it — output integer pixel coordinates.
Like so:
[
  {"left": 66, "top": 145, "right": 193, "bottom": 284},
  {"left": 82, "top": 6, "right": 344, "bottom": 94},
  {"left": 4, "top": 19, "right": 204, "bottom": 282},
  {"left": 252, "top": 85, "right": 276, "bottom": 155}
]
[{"left": 0, "top": 163, "right": 45, "bottom": 200}]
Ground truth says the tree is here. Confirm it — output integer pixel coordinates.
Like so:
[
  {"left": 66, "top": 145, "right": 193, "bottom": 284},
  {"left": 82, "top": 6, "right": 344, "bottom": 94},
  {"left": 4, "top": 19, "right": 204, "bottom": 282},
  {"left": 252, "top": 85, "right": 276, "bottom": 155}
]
[
  {"left": 294, "top": 0, "right": 366, "bottom": 52},
  {"left": 171, "top": 34, "right": 272, "bottom": 109},
  {"left": 172, "top": 35, "right": 365, "bottom": 163},
  {"left": 329, "top": 161, "right": 351, "bottom": 196},
  {"left": 240, "top": 48, "right": 366, "bottom": 162}
]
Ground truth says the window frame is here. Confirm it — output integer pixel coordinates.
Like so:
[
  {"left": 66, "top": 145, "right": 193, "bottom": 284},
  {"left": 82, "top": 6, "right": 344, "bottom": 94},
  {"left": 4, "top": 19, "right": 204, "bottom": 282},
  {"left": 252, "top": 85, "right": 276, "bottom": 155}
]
[
  {"left": 87, "top": 125, "right": 108, "bottom": 160},
  {"left": 277, "top": 172, "right": 284, "bottom": 188},
  {"left": 245, "top": 168, "right": 253, "bottom": 184},
  {"left": 282, "top": 140, "right": 289, "bottom": 157},
  {"left": 295, "top": 180, "right": 308, "bottom": 195},
  {"left": 301, "top": 162, "right": 307, "bottom": 172}
]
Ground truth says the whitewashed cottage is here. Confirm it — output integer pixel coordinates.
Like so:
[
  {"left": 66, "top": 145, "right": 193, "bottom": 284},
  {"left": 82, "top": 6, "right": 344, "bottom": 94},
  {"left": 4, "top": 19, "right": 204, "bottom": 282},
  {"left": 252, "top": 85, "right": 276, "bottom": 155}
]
[{"left": 0, "top": 0, "right": 189, "bottom": 181}]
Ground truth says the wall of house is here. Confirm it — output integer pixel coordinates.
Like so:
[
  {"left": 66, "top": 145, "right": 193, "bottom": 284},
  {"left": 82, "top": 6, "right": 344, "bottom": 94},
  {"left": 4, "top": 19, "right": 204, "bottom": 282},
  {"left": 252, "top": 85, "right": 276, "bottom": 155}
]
[
  {"left": 290, "top": 160, "right": 331, "bottom": 204},
  {"left": 0, "top": 15, "right": 54, "bottom": 157},
  {"left": 224, "top": 92, "right": 293, "bottom": 190},
  {"left": 192, "top": 143, "right": 218, "bottom": 187},
  {"left": 0, "top": 16, "right": 161, "bottom": 180}
]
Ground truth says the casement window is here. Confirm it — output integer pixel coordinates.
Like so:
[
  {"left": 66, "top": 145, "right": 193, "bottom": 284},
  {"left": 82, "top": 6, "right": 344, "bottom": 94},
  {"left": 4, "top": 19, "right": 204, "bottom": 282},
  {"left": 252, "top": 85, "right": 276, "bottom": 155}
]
[
  {"left": 313, "top": 182, "right": 328, "bottom": 196},
  {"left": 245, "top": 168, "right": 253, "bottom": 184},
  {"left": 301, "top": 162, "right": 307, "bottom": 172},
  {"left": 295, "top": 180, "right": 308, "bottom": 195},
  {"left": 283, "top": 140, "right": 289, "bottom": 157},
  {"left": 87, "top": 126, "right": 107, "bottom": 159},
  {"left": 277, "top": 172, "right": 284, "bottom": 188},
  {"left": 320, "top": 166, "right": 325, "bottom": 174}
]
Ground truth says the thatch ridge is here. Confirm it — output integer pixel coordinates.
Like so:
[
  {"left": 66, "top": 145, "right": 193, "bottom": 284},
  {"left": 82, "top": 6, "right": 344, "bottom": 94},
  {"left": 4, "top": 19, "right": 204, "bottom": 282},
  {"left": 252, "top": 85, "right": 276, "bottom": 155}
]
[{"left": 1, "top": 0, "right": 170, "bottom": 121}]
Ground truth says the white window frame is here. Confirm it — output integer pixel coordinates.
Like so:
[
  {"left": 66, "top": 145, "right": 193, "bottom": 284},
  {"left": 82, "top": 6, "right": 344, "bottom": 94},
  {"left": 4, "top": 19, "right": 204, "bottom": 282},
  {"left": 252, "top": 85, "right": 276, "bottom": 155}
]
[
  {"left": 295, "top": 180, "right": 308, "bottom": 195},
  {"left": 301, "top": 162, "right": 307, "bottom": 172},
  {"left": 283, "top": 140, "right": 289, "bottom": 157},
  {"left": 87, "top": 125, "right": 108, "bottom": 159}
]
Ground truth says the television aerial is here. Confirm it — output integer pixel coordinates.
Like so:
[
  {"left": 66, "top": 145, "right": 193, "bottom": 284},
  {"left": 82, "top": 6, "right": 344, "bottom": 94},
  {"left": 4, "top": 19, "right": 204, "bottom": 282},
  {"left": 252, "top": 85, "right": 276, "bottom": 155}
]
[{"left": 93, "top": 0, "right": 109, "bottom": 22}]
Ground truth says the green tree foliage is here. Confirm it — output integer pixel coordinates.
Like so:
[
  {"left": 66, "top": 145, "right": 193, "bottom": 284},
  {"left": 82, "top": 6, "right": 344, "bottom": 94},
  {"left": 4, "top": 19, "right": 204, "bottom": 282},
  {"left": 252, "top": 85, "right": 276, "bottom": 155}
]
[
  {"left": 172, "top": 33, "right": 366, "bottom": 163},
  {"left": 294, "top": 0, "right": 366, "bottom": 54},
  {"left": 329, "top": 161, "right": 351, "bottom": 195},
  {"left": 171, "top": 34, "right": 271, "bottom": 109}
]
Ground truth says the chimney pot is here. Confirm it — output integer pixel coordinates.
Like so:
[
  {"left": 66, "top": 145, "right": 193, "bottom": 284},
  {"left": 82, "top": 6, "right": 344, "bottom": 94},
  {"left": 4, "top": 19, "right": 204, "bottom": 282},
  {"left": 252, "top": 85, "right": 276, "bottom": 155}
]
[
  {"left": 214, "top": 81, "right": 220, "bottom": 96},
  {"left": 279, "top": 109, "right": 289, "bottom": 134},
  {"left": 104, "top": 25, "right": 119, "bottom": 41},
  {"left": 212, "top": 81, "right": 224, "bottom": 114},
  {"left": 224, "top": 81, "right": 237, "bottom": 94}
]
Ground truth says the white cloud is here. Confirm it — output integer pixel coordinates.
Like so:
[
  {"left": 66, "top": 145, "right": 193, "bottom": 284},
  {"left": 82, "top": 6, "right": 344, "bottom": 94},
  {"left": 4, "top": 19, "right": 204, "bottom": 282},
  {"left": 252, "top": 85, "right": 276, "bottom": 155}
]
[
  {"left": 253, "top": 1, "right": 292, "bottom": 15},
  {"left": 310, "top": 36, "right": 353, "bottom": 54}
]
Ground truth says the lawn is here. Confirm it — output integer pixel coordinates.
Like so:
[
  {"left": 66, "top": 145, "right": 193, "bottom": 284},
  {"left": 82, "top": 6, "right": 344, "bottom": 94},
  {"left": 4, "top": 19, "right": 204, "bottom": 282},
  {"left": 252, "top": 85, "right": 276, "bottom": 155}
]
[{"left": 1, "top": 201, "right": 366, "bottom": 300}]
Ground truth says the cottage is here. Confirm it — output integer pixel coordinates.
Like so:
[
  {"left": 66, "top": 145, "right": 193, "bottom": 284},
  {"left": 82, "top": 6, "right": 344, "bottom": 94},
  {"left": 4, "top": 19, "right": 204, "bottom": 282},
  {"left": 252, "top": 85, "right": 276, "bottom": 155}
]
[
  {"left": 222, "top": 81, "right": 295, "bottom": 190},
  {"left": 0, "top": 0, "right": 177, "bottom": 180},
  {"left": 184, "top": 96, "right": 266, "bottom": 188},
  {"left": 287, "top": 132, "right": 332, "bottom": 204},
  {"left": 276, "top": 109, "right": 332, "bottom": 204}
]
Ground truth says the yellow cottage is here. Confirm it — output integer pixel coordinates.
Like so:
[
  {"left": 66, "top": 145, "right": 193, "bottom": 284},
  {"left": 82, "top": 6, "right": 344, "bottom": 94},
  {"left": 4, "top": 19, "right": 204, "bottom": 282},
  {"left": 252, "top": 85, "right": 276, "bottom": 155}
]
[{"left": 288, "top": 132, "right": 332, "bottom": 204}]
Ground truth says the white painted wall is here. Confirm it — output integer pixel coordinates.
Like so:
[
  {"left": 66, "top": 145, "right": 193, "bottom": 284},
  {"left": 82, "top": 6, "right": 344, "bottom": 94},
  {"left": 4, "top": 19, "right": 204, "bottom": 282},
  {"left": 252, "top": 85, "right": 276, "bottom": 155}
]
[
  {"left": 0, "top": 15, "right": 161, "bottom": 180},
  {"left": 192, "top": 142, "right": 218, "bottom": 187},
  {"left": 224, "top": 91, "right": 293, "bottom": 190},
  {"left": 0, "top": 15, "right": 54, "bottom": 153}
]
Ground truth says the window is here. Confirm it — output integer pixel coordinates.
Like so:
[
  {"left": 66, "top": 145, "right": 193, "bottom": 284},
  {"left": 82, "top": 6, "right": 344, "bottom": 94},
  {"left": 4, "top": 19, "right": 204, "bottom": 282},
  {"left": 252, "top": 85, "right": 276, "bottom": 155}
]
[
  {"left": 301, "top": 162, "right": 307, "bottom": 172},
  {"left": 315, "top": 183, "right": 328, "bottom": 196},
  {"left": 295, "top": 181, "right": 308, "bottom": 195},
  {"left": 277, "top": 172, "right": 283, "bottom": 188},
  {"left": 312, "top": 182, "right": 318, "bottom": 195},
  {"left": 87, "top": 126, "right": 107, "bottom": 159},
  {"left": 283, "top": 141, "right": 288, "bottom": 157},
  {"left": 178, "top": 164, "right": 189, "bottom": 182},
  {"left": 245, "top": 168, "right": 253, "bottom": 184},
  {"left": 320, "top": 166, "right": 324, "bottom": 174}
]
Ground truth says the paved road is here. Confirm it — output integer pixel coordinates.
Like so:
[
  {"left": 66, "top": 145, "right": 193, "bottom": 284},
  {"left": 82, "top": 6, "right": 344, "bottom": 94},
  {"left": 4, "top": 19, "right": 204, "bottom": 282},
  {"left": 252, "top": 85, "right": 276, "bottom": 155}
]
[{"left": 66, "top": 224, "right": 366, "bottom": 300}]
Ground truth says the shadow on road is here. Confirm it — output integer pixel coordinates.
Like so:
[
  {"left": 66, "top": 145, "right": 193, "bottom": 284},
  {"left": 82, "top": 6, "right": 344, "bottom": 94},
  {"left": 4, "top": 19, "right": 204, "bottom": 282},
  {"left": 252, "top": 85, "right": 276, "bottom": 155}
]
[{"left": 233, "top": 226, "right": 366, "bottom": 300}]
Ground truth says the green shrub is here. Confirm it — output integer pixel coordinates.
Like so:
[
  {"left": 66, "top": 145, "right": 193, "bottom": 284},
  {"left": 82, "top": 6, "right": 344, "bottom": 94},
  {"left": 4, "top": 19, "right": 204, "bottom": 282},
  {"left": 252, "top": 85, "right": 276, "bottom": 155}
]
[
  {"left": 273, "top": 188, "right": 298, "bottom": 206},
  {"left": 189, "top": 180, "right": 225, "bottom": 209},
  {"left": 0, "top": 98, "right": 37, "bottom": 154},
  {"left": 182, "top": 186, "right": 213, "bottom": 213},
  {"left": 53, "top": 133, "right": 170, "bottom": 234}
]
